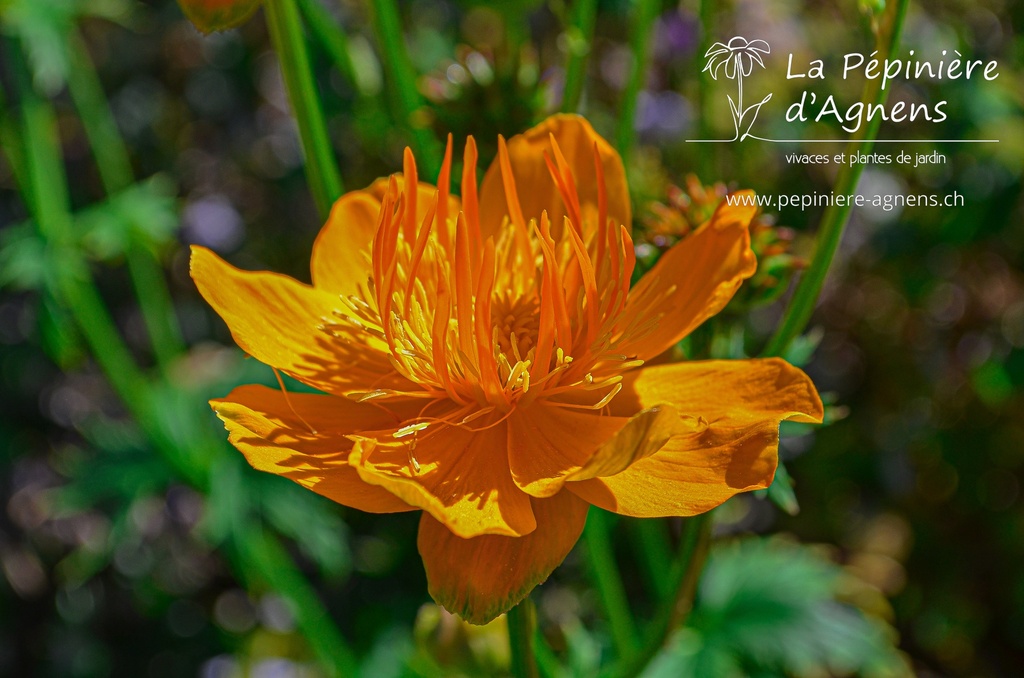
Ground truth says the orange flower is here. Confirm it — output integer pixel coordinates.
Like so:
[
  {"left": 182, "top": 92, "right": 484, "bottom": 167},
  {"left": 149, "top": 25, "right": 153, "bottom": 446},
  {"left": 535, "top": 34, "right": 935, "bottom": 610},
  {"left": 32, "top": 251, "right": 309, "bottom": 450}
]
[
  {"left": 177, "top": 0, "right": 261, "bottom": 33},
  {"left": 191, "top": 115, "right": 823, "bottom": 624}
]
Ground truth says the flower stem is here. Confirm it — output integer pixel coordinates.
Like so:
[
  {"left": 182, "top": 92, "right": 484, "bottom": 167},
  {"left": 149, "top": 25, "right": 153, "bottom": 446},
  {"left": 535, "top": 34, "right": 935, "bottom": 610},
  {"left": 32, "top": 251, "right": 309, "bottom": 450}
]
[
  {"left": 65, "top": 31, "right": 185, "bottom": 373},
  {"left": 10, "top": 45, "right": 358, "bottom": 677},
  {"left": 234, "top": 526, "right": 360, "bottom": 678},
  {"left": 696, "top": 0, "right": 715, "bottom": 177},
  {"left": 630, "top": 518, "right": 673, "bottom": 599},
  {"left": 600, "top": 513, "right": 712, "bottom": 678},
  {"left": 367, "top": 0, "right": 443, "bottom": 177},
  {"left": 614, "top": 0, "right": 659, "bottom": 160},
  {"left": 507, "top": 598, "right": 540, "bottom": 678},
  {"left": 560, "top": 0, "right": 598, "bottom": 114},
  {"left": 264, "top": 0, "right": 344, "bottom": 218},
  {"left": 295, "top": 0, "right": 359, "bottom": 88},
  {"left": 583, "top": 508, "right": 638, "bottom": 657},
  {"left": 762, "top": 0, "right": 909, "bottom": 357}
]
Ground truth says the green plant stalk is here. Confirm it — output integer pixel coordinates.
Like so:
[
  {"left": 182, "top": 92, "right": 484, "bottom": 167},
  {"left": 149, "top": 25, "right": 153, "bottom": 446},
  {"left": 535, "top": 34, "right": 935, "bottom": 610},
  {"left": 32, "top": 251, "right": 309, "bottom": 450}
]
[
  {"left": 601, "top": 513, "right": 712, "bottom": 678},
  {"left": 15, "top": 60, "right": 358, "bottom": 678},
  {"left": 560, "top": 0, "right": 598, "bottom": 113},
  {"left": 265, "top": 0, "right": 344, "bottom": 218},
  {"left": 630, "top": 518, "right": 673, "bottom": 599},
  {"left": 583, "top": 508, "right": 638, "bottom": 657},
  {"left": 533, "top": 626, "right": 566, "bottom": 678},
  {"left": 696, "top": 0, "right": 715, "bottom": 178},
  {"left": 762, "top": 0, "right": 909, "bottom": 357},
  {"left": 507, "top": 599, "right": 540, "bottom": 678},
  {"left": 65, "top": 31, "right": 186, "bottom": 372},
  {"left": 296, "top": 0, "right": 359, "bottom": 89},
  {"left": 235, "top": 527, "right": 360, "bottom": 678},
  {"left": 368, "top": 0, "right": 442, "bottom": 176},
  {"left": 614, "top": 0, "right": 659, "bottom": 159}
]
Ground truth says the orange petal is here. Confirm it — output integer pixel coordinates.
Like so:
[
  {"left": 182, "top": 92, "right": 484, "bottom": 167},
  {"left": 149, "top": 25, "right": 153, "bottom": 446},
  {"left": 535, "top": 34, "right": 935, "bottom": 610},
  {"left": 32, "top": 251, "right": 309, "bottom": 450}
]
[
  {"left": 311, "top": 179, "right": 461, "bottom": 297},
  {"left": 478, "top": 114, "right": 628, "bottom": 241},
  {"left": 210, "top": 384, "right": 415, "bottom": 513},
  {"left": 615, "top": 197, "right": 757, "bottom": 361},
  {"left": 349, "top": 420, "right": 536, "bottom": 538},
  {"left": 507, "top": 403, "right": 686, "bottom": 498},
  {"left": 507, "top": 405, "right": 625, "bottom": 498},
  {"left": 567, "top": 358, "right": 823, "bottom": 517},
  {"left": 418, "top": 490, "right": 588, "bottom": 624},
  {"left": 310, "top": 191, "right": 380, "bottom": 298},
  {"left": 190, "top": 246, "right": 406, "bottom": 396},
  {"left": 364, "top": 175, "right": 462, "bottom": 229}
]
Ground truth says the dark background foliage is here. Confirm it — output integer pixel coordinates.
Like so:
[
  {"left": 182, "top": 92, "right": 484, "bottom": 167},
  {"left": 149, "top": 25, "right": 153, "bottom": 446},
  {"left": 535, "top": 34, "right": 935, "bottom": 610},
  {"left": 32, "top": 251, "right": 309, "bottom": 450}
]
[{"left": 0, "top": 0, "right": 1021, "bottom": 676}]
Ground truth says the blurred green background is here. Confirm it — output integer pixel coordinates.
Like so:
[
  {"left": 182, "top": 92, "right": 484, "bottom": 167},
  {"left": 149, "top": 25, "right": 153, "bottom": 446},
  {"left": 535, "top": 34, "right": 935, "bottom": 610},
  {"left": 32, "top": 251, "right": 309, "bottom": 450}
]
[{"left": 0, "top": 0, "right": 1021, "bottom": 676}]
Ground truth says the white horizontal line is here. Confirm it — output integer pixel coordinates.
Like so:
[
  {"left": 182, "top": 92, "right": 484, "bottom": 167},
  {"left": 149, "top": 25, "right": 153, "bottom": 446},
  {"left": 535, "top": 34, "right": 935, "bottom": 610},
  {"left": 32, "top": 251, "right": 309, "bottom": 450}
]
[{"left": 686, "top": 138, "right": 1000, "bottom": 143}]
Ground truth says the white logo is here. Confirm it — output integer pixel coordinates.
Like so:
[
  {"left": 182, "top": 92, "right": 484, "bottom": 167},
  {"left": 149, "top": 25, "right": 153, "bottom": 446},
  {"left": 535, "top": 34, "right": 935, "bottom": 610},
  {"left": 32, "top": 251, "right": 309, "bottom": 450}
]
[{"left": 702, "top": 37, "right": 773, "bottom": 141}]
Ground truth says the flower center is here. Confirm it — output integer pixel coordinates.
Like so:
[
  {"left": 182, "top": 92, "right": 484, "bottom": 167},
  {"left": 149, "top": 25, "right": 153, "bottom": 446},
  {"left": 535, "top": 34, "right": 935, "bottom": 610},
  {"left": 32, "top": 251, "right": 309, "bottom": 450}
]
[
  {"left": 322, "top": 134, "right": 645, "bottom": 419},
  {"left": 492, "top": 293, "right": 539, "bottom": 361}
]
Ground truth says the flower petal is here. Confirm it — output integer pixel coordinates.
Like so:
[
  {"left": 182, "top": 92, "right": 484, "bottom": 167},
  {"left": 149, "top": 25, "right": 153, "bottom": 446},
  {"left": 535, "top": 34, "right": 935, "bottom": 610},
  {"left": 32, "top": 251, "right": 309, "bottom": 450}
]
[
  {"left": 507, "top": 405, "right": 625, "bottom": 498},
  {"left": 747, "top": 39, "right": 770, "bottom": 54},
  {"left": 363, "top": 175, "right": 462, "bottom": 230},
  {"left": 567, "top": 358, "right": 823, "bottom": 517},
  {"left": 350, "top": 420, "right": 536, "bottom": 538},
  {"left": 191, "top": 246, "right": 407, "bottom": 396},
  {"left": 311, "top": 178, "right": 461, "bottom": 298},
  {"left": 418, "top": 490, "right": 588, "bottom": 624},
  {"left": 479, "top": 114, "right": 628, "bottom": 241},
  {"left": 507, "top": 403, "right": 687, "bottom": 498},
  {"left": 309, "top": 191, "right": 379, "bottom": 298},
  {"left": 615, "top": 197, "right": 757, "bottom": 360},
  {"left": 211, "top": 384, "right": 415, "bottom": 513}
]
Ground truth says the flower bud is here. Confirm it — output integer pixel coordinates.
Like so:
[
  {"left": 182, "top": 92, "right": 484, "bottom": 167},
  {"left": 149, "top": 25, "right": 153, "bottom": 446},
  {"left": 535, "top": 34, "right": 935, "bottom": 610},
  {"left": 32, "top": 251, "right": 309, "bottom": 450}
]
[{"left": 177, "top": 0, "right": 261, "bottom": 33}]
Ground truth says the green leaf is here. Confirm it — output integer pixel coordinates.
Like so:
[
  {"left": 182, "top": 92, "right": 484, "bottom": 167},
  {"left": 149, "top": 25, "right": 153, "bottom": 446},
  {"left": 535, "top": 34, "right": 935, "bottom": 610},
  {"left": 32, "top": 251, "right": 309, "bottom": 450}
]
[
  {"left": 1, "top": 0, "right": 132, "bottom": 93},
  {"left": 258, "top": 476, "right": 352, "bottom": 579},
  {"left": 763, "top": 460, "right": 799, "bottom": 516},
  {"left": 781, "top": 327, "right": 823, "bottom": 367},
  {"left": 643, "top": 538, "right": 912, "bottom": 678},
  {"left": 0, "top": 223, "right": 48, "bottom": 289},
  {"left": 77, "top": 175, "right": 179, "bottom": 260}
]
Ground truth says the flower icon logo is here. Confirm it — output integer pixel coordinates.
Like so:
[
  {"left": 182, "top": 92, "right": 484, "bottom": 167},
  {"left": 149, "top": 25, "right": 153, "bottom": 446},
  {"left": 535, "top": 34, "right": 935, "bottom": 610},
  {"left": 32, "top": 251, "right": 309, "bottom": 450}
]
[{"left": 703, "top": 37, "right": 773, "bottom": 141}]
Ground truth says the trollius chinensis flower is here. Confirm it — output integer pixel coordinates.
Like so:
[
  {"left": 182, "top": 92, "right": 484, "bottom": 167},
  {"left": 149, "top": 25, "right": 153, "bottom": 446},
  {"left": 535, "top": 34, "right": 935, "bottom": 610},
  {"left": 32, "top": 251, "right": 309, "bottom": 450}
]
[{"left": 191, "top": 114, "right": 823, "bottom": 624}]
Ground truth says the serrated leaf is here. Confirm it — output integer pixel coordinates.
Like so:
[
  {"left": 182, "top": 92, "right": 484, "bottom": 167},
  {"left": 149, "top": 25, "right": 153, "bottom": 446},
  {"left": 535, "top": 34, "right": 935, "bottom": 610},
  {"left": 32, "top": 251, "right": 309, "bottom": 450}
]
[
  {"left": 782, "top": 327, "right": 823, "bottom": 367},
  {"left": 643, "top": 538, "right": 912, "bottom": 678},
  {"left": 77, "top": 176, "right": 179, "bottom": 260}
]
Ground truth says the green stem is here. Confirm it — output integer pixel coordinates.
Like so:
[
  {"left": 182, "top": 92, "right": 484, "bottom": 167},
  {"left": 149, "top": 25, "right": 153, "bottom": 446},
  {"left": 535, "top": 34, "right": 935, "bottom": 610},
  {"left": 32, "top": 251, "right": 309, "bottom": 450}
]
[
  {"left": 614, "top": 0, "right": 659, "bottom": 159},
  {"left": 296, "top": 0, "right": 359, "bottom": 89},
  {"left": 561, "top": 0, "right": 598, "bottom": 114},
  {"left": 630, "top": 519, "right": 673, "bottom": 599},
  {"left": 367, "top": 0, "right": 442, "bottom": 176},
  {"left": 533, "top": 626, "right": 565, "bottom": 678},
  {"left": 13, "top": 48, "right": 358, "bottom": 677},
  {"left": 64, "top": 34, "right": 133, "bottom": 190},
  {"left": 762, "top": 0, "right": 909, "bottom": 357},
  {"left": 601, "top": 514, "right": 712, "bottom": 678},
  {"left": 234, "top": 527, "right": 360, "bottom": 678},
  {"left": 583, "top": 508, "right": 638, "bottom": 657},
  {"left": 508, "top": 599, "right": 540, "bottom": 678},
  {"left": 65, "top": 31, "right": 186, "bottom": 371},
  {"left": 265, "top": 0, "right": 344, "bottom": 218},
  {"left": 696, "top": 0, "right": 714, "bottom": 177}
]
